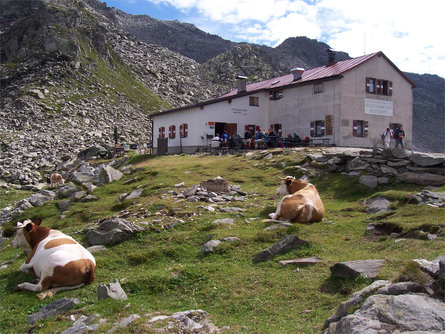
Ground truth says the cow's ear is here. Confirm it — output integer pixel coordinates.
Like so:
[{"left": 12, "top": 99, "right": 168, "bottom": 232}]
[
  {"left": 25, "top": 223, "right": 33, "bottom": 232},
  {"left": 285, "top": 179, "right": 293, "bottom": 186},
  {"left": 33, "top": 218, "right": 42, "bottom": 226}
]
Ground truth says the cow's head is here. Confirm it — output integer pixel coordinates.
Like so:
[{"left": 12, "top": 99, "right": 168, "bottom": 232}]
[
  {"left": 11, "top": 218, "right": 42, "bottom": 251},
  {"left": 276, "top": 176, "right": 308, "bottom": 195}
]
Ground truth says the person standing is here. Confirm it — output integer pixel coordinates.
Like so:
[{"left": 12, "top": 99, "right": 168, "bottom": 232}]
[
  {"left": 394, "top": 125, "right": 406, "bottom": 149},
  {"left": 381, "top": 127, "right": 393, "bottom": 149}
]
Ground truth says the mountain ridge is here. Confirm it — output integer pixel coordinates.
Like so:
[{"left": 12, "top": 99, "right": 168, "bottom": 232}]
[{"left": 0, "top": 0, "right": 443, "bottom": 187}]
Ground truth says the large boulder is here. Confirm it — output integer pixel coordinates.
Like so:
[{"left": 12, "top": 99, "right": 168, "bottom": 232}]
[
  {"left": 86, "top": 218, "right": 143, "bottom": 246},
  {"left": 398, "top": 172, "right": 445, "bottom": 186},
  {"left": 324, "top": 294, "right": 445, "bottom": 334},
  {"left": 98, "top": 165, "right": 123, "bottom": 185},
  {"left": 409, "top": 152, "right": 445, "bottom": 167},
  {"left": 330, "top": 259, "right": 386, "bottom": 280}
]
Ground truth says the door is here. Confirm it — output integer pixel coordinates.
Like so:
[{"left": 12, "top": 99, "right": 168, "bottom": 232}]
[{"left": 226, "top": 123, "right": 237, "bottom": 136}]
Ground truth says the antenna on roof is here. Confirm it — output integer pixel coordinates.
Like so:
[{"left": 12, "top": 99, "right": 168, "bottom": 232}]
[{"left": 364, "top": 32, "right": 366, "bottom": 55}]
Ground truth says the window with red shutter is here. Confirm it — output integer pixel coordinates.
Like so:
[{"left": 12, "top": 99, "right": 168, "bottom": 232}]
[
  {"left": 169, "top": 125, "right": 176, "bottom": 139},
  {"left": 180, "top": 123, "right": 188, "bottom": 138},
  {"left": 159, "top": 127, "right": 165, "bottom": 138},
  {"left": 352, "top": 120, "right": 358, "bottom": 137},
  {"left": 353, "top": 120, "right": 368, "bottom": 137}
]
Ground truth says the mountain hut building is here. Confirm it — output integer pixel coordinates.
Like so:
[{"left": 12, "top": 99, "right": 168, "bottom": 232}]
[{"left": 150, "top": 51, "right": 415, "bottom": 154}]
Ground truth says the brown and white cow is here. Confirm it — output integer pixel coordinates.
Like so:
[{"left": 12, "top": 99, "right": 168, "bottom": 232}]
[
  {"left": 48, "top": 173, "right": 64, "bottom": 188},
  {"left": 268, "top": 176, "right": 324, "bottom": 223},
  {"left": 12, "top": 218, "right": 96, "bottom": 299}
]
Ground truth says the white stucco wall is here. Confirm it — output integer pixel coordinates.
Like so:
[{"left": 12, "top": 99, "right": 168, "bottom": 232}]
[
  {"left": 338, "top": 55, "right": 413, "bottom": 148},
  {"left": 268, "top": 80, "right": 340, "bottom": 143},
  {"left": 151, "top": 92, "right": 270, "bottom": 153}
]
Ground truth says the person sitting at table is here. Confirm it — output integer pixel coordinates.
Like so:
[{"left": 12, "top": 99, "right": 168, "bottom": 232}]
[
  {"left": 267, "top": 126, "right": 277, "bottom": 147},
  {"left": 211, "top": 133, "right": 221, "bottom": 148},
  {"left": 255, "top": 129, "right": 267, "bottom": 148},
  {"left": 220, "top": 131, "right": 229, "bottom": 145}
]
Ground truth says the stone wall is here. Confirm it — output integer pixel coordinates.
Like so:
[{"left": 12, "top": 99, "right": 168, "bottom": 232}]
[{"left": 308, "top": 148, "right": 445, "bottom": 188}]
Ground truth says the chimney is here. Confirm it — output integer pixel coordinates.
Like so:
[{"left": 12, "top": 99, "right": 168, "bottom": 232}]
[
  {"left": 290, "top": 67, "right": 304, "bottom": 81},
  {"left": 327, "top": 48, "right": 336, "bottom": 65},
  {"left": 237, "top": 75, "right": 247, "bottom": 93}
]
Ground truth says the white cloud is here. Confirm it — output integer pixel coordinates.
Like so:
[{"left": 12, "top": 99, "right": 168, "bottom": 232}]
[{"left": 145, "top": 0, "right": 445, "bottom": 77}]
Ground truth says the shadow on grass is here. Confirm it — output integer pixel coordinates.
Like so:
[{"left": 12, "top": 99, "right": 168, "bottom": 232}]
[{"left": 319, "top": 275, "right": 372, "bottom": 295}]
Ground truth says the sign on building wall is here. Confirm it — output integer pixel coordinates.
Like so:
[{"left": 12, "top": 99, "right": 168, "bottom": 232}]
[{"left": 364, "top": 98, "right": 393, "bottom": 116}]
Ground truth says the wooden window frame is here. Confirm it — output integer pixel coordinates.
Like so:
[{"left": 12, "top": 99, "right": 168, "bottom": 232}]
[
  {"left": 249, "top": 96, "right": 259, "bottom": 106},
  {"left": 168, "top": 125, "right": 176, "bottom": 139},
  {"left": 352, "top": 120, "right": 368, "bottom": 137},
  {"left": 179, "top": 123, "right": 188, "bottom": 138},
  {"left": 310, "top": 120, "right": 325, "bottom": 137},
  {"left": 158, "top": 127, "right": 165, "bottom": 139}
]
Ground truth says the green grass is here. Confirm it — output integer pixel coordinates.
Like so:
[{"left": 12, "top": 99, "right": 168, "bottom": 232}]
[{"left": 0, "top": 152, "right": 444, "bottom": 333}]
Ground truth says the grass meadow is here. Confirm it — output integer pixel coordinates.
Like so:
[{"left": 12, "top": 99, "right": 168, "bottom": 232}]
[{"left": 0, "top": 150, "right": 443, "bottom": 333}]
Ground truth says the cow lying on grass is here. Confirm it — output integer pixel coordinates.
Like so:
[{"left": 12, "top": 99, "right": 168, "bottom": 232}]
[
  {"left": 48, "top": 173, "right": 64, "bottom": 188},
  {"left": 12, "top": 218, "right": 96, "bottom": 299},
  {"left": 266, "top": 176, "right": 324, "bottom": 223}
]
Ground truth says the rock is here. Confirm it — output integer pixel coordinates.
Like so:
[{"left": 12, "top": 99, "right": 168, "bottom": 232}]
[
  {"left": 125, "top": 188, "right": 143, "bottom": 200},
  {"left": 323, "top": 280, "right": 391, "bottom": 329},
  {"left": 410, "top": 152, "right": 445, "bottom": 166},
  {"left": 364, "top": 196, "right": 391, "bottom": 214},
  {"left": 98, "top": 165, "right": 123, "bottom": 185},
  {"left": 200, "top": 177, "right": 229, "bottom": 192},
  {"left": 61, "top": 315, "right": 100, "bottom": 334},
  {"left": 57, "top": 199, "right": 72, "bottom": 213},
  {"left": 278, "top": 256, "right": 322, "bottom": 267},
  {"left": 347, "top": 157, "right": 369, "bottom": 171},
  {"left": 358, "top": 175, "right": 378, "bottom": 188},
  {"left": 107, "top": 314, "right": 139, "bottom": 333},
  {"left": 264, "top": 222, "right": 293, "bottom": 231},
  {"left": 253, "top": 235, "right": 308, "bottom": 263},
  {"left": 398, "top": 172, "right": 445, "bottom": 186},
  {"left": 87, "top": 245, "right": 107, "bottom": 253},
  {"left": 391, "top": 148, "right": 413, "bottom": 159},
  {"left": 324, "top": 294, "right": 445, "bottom": 334},
  {"left": 28, "top": 298, "right": 80, "bottom": 324},
  {"left": 57, "top": 183, "right": 80, "bottom": 199},
  {"left": 330, "top": 259, "right": 386, "bottom": 280},
  {"left": 201, "top": 240, "right": 221, "bottom": 253},
  {"left": 211, "top": 218, "right": 234, "bottom": 226},
  {"left": 87, "top": 218, "right": 143, "bottom": 245},
  {"left": 28, "top": 193, "right": 54, "bottom": 207},
  {"left": 97, "top": 279, "right": 128, "bottom": 301}
]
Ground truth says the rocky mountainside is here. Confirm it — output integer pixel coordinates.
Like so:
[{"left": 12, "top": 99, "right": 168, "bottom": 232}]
[
  {"left": 0, "top": 0, "right": 224, "bottom": 186},
  {"left": 0, "top": 0, "right": 443, "bottom": 187}
]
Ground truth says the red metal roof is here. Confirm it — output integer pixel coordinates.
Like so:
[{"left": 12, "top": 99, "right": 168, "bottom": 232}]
[
  {"left": 152, "top": 51, "right": 415, "bottom": 117},
  {"left": 220, "top": 51, "right": 405, "bottom": 97}
]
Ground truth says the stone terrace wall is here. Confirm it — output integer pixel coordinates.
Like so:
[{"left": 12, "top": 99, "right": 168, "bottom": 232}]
[{"left": 308, "top": 148, "right": 445, "bottom": 188}]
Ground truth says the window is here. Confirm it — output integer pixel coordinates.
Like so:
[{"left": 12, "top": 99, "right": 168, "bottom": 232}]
[
  {"left": 168, "top": 125, "right": 176, "bottom": 139},
  {"left": 366, "top": 77, "right": 392, "bottom": 96},
  {"left": 310, "top": 120, "right": 325, "bottom": 137},
  {"left": 269, "top": 91, "right": 283, "bottom": 100},
  {"left": 249, "top": 96, "right": 259, "bottom": 106},
  {"left": 158, "top": 127, "right": 165, "bottom": 138},
  {"left": 179, "top": 123, "right": 188, "bottom": 138},
  {"left": 314, "top": 83, "right": 323, "bottom": 94},
  {"left": 353, "top": 120, "right": 368, "bottom": 137}
]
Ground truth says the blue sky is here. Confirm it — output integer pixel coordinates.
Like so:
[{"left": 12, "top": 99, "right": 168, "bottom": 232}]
[{"left": 103, "top": 0, "right": 444, "bottom": 78}]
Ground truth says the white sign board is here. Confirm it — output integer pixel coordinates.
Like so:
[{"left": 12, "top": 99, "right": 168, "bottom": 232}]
[{"left": 365, "top": 98, "right": 393, "bottom": 116}]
